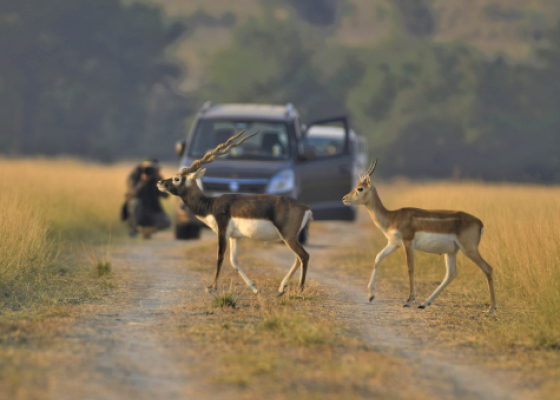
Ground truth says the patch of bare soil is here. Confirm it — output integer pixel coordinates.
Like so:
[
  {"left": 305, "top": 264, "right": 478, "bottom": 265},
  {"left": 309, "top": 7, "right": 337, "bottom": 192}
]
[{"left": 22, "top": 232, "right": 222, "bottom": 400}]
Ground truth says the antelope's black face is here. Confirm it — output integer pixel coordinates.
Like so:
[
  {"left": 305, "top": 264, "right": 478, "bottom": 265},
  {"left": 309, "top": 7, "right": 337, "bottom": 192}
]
[
  {"left": 157, "top": 174, "right": 183, "bottom": 196},
  {"left": 157, "top": 168, "right": 206, "bottom": 197}
]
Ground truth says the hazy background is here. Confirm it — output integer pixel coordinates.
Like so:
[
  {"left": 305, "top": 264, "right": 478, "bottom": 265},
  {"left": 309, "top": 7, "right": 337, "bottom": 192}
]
[{"left": 1, "top": 0, "right": 559, "bottom": 181}]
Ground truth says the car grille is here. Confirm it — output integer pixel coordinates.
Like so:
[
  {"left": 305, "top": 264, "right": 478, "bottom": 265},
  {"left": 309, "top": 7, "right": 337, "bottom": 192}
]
[{"left": 202, "top": 178, "right": 269, "bottom": 195}]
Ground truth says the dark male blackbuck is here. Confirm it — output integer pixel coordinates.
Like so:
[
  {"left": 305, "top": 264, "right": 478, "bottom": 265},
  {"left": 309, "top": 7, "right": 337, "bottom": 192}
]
[
  {"left": 342, "top": 160, "right": 496, "bottom": 313},
  {"left": 158, "top": 130, "right": 312, "bottom": 295}
]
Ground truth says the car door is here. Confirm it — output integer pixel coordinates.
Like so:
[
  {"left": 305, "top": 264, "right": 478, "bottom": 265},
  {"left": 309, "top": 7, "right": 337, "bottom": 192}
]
[{"left": 296, "top": 116, "right": 354, "bottom": 220}]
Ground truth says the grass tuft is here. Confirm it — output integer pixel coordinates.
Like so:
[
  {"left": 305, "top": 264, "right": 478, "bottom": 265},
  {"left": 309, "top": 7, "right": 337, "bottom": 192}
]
[
  {"left": 212, "top": 292, "right": 238, "bottom": 309},
  {"left": 94, "top": 261, "right": 112, "bottom": 277}
]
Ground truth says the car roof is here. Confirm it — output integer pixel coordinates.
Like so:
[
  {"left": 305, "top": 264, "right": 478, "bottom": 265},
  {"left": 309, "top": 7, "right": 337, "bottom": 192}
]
[
  {"left": 201, "top": 103, "right": 296, "bottom": 121},
  {"left": 307, "top": 125, "right": 357, "bottom": 139}
]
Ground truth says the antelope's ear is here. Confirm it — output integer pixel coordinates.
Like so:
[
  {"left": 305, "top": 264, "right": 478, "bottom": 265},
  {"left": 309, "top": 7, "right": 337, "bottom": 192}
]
[
  {"left": 193, "top": 168, "right": 207, "bottom": 179},
  {"left": 364, "top": 175, "right": 372, "bottom": 187}
]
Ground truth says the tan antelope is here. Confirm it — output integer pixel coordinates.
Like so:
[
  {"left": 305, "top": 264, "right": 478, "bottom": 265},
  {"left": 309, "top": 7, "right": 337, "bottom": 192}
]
[
  {"left": 342, "top": 160, "right": 496, "bottom": 313},
  {"left": 158, "top": 130, "right": 312, "bottom": 295}
]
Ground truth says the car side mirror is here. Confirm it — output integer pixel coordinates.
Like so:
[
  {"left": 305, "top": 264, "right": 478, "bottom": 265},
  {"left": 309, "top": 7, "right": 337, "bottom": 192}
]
[{"left": 175, "top": 140, "right": 186, "bottom": 157}]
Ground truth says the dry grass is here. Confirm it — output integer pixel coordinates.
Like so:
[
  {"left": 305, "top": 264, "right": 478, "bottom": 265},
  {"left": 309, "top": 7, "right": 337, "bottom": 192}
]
[
  {"left": 336, "top": 182, "right": 560, "bottom": 349},
  {"left": 177, "top": 242, "right": 434, "bottom": 400},
  {"left": 0, "top": 158, "right": 157, "bottom": 313},
  {"left": 183, "top": 280, "right": 432, "bottom": 400}
]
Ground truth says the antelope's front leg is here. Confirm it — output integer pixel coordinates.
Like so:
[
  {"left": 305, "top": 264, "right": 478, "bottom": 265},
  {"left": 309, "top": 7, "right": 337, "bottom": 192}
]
[
  {"left": 403, "top": 243, "right": 416, "bottom": 307},
  {"left": 368, "top": 243, "right": 398, "bottom": 301},
  {"left": 208, "top": 233, "right": 227, "bottom": 292}
]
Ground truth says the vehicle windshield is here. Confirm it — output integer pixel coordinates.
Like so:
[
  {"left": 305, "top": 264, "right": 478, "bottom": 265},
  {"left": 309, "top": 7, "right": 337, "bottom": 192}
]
[{"left": 189, "top": 120, "right": 290, "bottom": 161}]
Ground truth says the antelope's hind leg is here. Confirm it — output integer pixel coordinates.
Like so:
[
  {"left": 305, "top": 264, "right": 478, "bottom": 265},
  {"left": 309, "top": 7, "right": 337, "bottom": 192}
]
[
  {"left": 278, "top": 256, "right": 301, "bottom": 295},
  {"left": 229, "top": 238, "right": 258, "bottom": 294},
  {"left": 283, "top": 238, "right": 309, "bottom": 293},
  {"left": 462, "top": 247, "right": 496, "bottom": 314}
]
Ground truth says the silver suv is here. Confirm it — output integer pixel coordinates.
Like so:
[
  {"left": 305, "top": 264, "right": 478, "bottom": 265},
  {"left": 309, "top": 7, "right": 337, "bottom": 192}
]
[{"left": 174, "top": 102, "right": 367, "bottom": 241}]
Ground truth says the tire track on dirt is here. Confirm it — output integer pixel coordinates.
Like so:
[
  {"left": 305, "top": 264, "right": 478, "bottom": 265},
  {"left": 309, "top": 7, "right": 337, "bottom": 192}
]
[
  {"left": 51, "top": 219, "right": 533, "bottom": 400},
  {"left": 257, "top": 220, "right": 534, "bottom": 400},
  {"left": 52, "top": 234, "right": 215, "bottom": 400}
]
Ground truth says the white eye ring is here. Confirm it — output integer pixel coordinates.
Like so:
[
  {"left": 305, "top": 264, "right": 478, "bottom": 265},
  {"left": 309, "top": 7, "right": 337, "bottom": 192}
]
[
  {"left": 174, "top": 178, "right": 180, "bottom": 182},
  {"left": 357, "top": 187, "right": 364, "bottom": 193}
]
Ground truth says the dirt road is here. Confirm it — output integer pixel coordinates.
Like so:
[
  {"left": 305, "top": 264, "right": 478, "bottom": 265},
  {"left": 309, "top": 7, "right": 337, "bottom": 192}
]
[{"left": 39, "top": 218, "right": 536, "bottom": 400}]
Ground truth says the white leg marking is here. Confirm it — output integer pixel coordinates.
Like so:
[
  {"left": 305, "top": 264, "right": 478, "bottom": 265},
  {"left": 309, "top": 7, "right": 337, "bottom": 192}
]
[
  {"left": 278, "top": 256, "right": 301, "bottom": 294},
  {"left": 368, "top": 243, "right": 398, "bottom": 301},
  {"left": 229, "top": 238, "right": 258, "bottom": 293},
  {"left": 421, "top": 250, "right": 458, "bottom": 308}
]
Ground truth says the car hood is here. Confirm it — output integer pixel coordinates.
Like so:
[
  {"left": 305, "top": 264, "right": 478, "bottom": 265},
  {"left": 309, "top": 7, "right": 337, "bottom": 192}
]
[{"left": 180, "top": 159, "right": 291, "bottom": 180}]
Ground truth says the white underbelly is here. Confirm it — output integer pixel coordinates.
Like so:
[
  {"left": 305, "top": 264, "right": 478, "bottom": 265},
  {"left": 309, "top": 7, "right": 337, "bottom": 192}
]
[
  {"left": 228, "top": 218, "right": 281, "bottom": 241},
  {"left": 413, "top": 232, "right": 457, "bottom": 254}
]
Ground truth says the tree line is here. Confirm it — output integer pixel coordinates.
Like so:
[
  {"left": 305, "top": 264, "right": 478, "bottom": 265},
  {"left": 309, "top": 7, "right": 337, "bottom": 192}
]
[
  {"left": 0, "top": 1, "right": 558, "bottom": 181},
  {"left": 0, "top": 0, "right": 189, "bottom": 161},
  {"left": 203, "top": 15, "right": 560, "bottom": 182}
]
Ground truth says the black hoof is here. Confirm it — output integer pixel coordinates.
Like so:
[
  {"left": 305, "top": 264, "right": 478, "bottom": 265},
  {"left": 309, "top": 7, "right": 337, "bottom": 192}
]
[
  {"left": 277, "top": 291, "right": 285, "bottom": 297},
  {"left": 418, "top": 305, "right": 426, "bottom": 309},
  {"left": 403, "top": 304, "right": 411, "bottom": 308},
  {"left": 369, "top": 296, "right": 374, "bottom": 302}
]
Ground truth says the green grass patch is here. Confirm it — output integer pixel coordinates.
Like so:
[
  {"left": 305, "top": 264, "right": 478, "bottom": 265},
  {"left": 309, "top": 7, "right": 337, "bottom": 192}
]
[{"left": 212, "top": 292, "right": 238, "bottom": 309}]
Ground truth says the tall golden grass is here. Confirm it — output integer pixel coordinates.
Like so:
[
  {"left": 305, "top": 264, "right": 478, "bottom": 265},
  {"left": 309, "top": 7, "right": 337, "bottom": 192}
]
[
  {"left": 0, "top": 158, "right": 149, "bottom": 309},
  {"left": 377, "top": 182, "right": 560, "bottom": 347}
]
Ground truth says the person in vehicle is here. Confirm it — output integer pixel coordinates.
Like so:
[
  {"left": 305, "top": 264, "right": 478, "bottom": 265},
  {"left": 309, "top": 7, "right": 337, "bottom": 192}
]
[{"left": 122, "top": 158, "right": 170, "bottom": 238}]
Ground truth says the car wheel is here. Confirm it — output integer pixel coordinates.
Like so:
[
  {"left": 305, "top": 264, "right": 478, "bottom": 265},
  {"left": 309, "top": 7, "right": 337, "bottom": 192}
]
[
  {"left": 175, "top": 223, "right": 201, "bottom": 240},
  {"left": 298, "top": 227, "right": 308, "bottom": 245}
]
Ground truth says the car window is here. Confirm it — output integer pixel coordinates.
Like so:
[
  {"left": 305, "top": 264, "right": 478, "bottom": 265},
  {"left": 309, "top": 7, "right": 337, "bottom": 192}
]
[
  {"left": 189, "top": 120, "right": 290, "bottom": 160},
  {"left": 305, "top": 136, "right": 345, "bottom": 157}
]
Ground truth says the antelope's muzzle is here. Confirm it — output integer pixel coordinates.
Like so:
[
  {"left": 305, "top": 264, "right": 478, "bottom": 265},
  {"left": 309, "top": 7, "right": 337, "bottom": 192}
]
[{"left": 157, "top": 180, "right": 168, "bottom": 192}]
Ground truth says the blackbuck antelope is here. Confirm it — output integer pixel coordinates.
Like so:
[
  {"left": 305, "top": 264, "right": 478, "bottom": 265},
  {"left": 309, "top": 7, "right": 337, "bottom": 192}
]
[
  {"left": 342, "top": 161, "right": 496, "bottom": 313},
  {"left": 158, "top": 130, "right": 312, "bottom": 295}
]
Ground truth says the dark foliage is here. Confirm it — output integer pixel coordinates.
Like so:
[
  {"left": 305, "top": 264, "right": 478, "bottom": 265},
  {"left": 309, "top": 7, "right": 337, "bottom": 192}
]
[
  {"left": 281, "top": 0, "right": 340, "bottom": 26},
  {"left": 0, "top": 0, "right": 189, "bottom": 161},
  {"left": 394, "top": 0, "right": 435, "bottom": 37}
]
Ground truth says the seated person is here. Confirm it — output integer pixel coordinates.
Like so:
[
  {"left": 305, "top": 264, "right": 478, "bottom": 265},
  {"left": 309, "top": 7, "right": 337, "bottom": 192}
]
[{"left": 260, "top": 131, "right": 284, "bottom": 158}]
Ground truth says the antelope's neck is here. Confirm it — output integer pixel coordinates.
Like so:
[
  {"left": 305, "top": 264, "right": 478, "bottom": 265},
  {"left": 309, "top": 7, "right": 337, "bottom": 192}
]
[
  {"left": 365, "top": 189, "right": 392, "bottom": 231},
  {"left": 182, "top": 185, "right": 213, "bottom": 217}
]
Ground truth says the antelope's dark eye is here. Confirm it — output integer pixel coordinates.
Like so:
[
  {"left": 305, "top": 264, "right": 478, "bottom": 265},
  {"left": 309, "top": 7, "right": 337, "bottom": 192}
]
[
  {"left": 174, "top": 178, "right": 180, "bottom": 182},
  {"left": 357, "top": 187, "right": 364, "bottom": 193}
]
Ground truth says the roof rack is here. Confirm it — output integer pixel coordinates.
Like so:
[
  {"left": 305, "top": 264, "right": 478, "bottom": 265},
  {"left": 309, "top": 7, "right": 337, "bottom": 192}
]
[
  {"left": 285, "top": 103, "right": 294, "bottom": 118},
  {"left": 200, "top": 101, "right": 212, "bottom": 114}
]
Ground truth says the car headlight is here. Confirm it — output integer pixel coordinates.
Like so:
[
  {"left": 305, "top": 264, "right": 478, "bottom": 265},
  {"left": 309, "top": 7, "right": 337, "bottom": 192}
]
[{"left": 267, "top": 169, "right": 295, "bottom": 194}]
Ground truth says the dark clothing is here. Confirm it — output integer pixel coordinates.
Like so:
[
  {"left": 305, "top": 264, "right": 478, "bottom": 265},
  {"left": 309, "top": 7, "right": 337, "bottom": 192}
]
[
  {"left": 123, "top": 165, "right": 170, "bottom": 234},
  {"left": 135, "top": 176, "right": 167, "bottom": 214}
]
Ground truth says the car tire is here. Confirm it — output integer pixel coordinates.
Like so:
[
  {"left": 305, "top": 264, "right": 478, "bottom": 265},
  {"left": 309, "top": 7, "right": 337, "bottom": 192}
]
[
  {"left": 298, "top": 227, "right": 308, "bottom": 245},
  {"left": 175, "top": 223, "right": 201, "bottom": 240}
]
